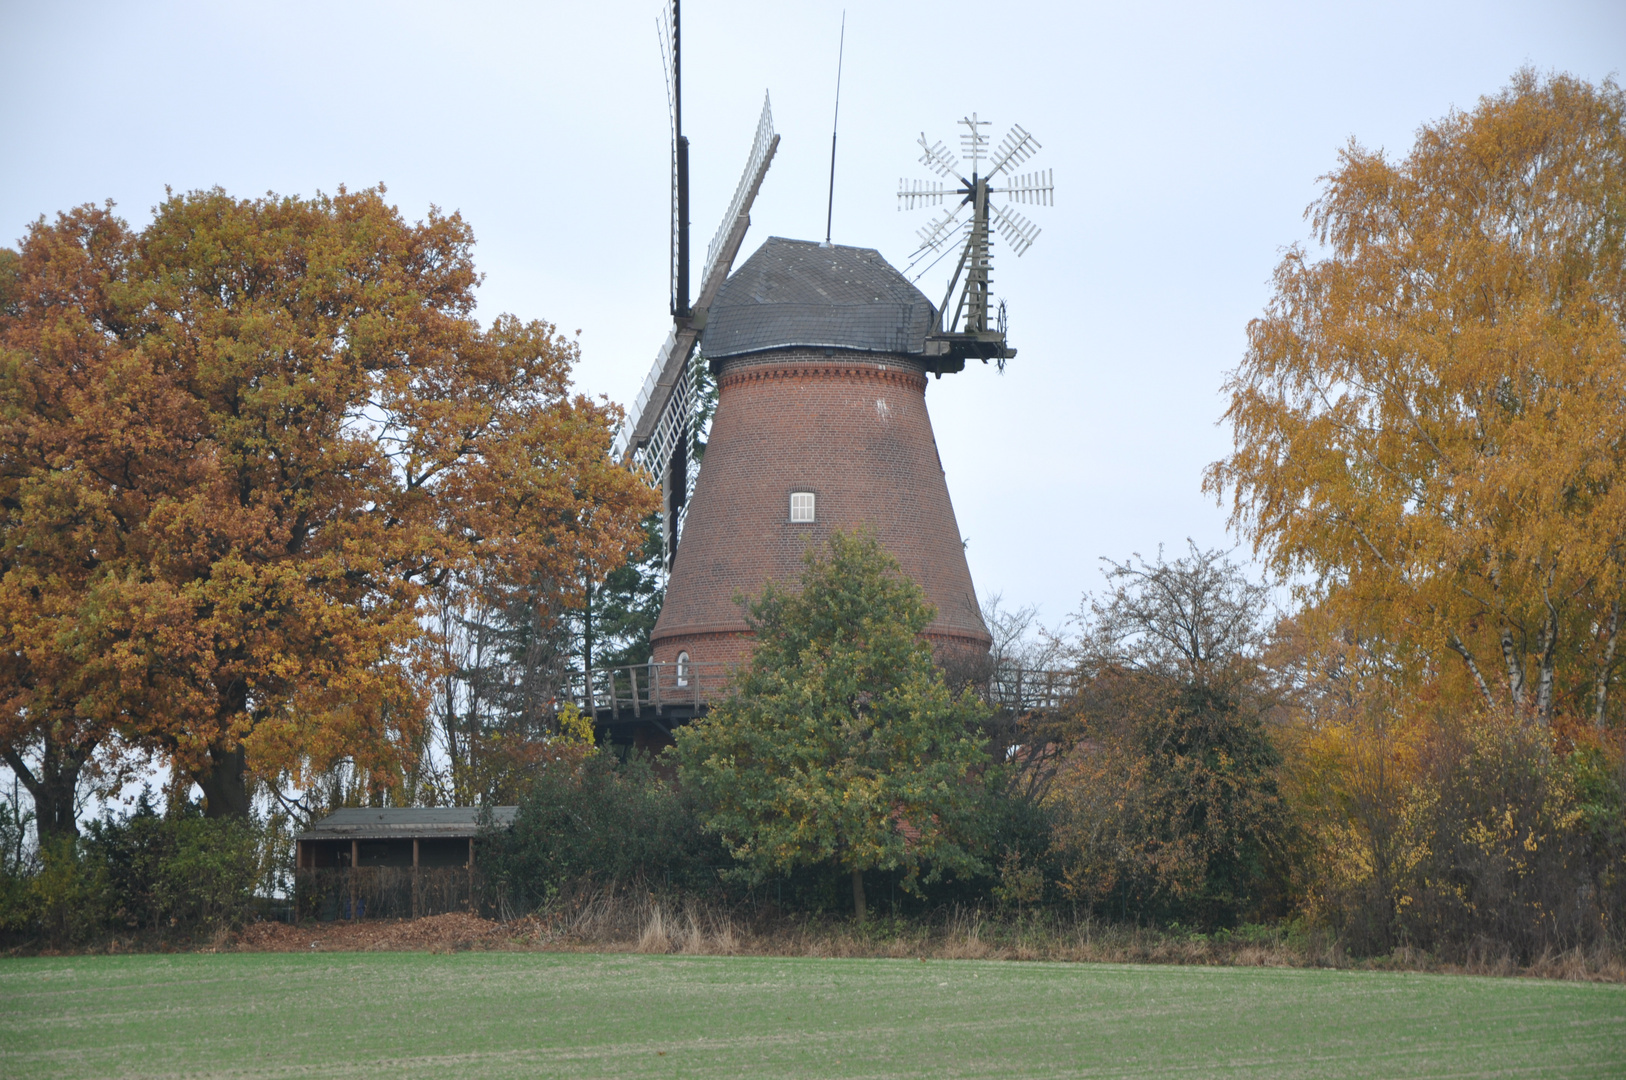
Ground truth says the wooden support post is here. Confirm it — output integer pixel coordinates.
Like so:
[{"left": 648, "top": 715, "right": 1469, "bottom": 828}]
[
  {"left": 350, "top": 839, "right": 359, "bottom": 920},
  {"left": 293, "top": 840, "right": 304, "bottom": 925},
  {"left": 412, "top": 838, "right": 420, "bottom": 920},
  {"left": 651, "top": 662, "right": 662, "bottom": 714},
  {"left": 467, "top": 837, "right": 475, "bottom": 912},
  {"left": 630, "top": 665, "right": 641, "bottom": 717}
]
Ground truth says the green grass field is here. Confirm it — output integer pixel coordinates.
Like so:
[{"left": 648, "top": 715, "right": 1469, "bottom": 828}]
[{"left": 1, "top": 952, "right": 1621, "bottom": 1079}]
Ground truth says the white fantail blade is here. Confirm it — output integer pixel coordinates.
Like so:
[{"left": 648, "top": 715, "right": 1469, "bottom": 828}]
[
  {"left": 897, "top": 178, "right": 946, "bottom": 210},
  {"left": 917, "top": 133, "right": 960, "bottom": 178},
  {"left": 991, "top": 202, "right": 1042, "bottom": 256},
  {"left": 912, "top": 204, "right": 967, "bottom": 257},
  {"left": 993, "top": 168, "right": 1054, "bottom": 206},
  {"left": 988, "top": 124, "right": 1040, "bottom": 178},
  {"left": 958, "top": 113, "right": 991, "bottom": 172}
]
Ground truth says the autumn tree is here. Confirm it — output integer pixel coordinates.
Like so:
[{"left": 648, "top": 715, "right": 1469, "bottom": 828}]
[
  {"left": 417, "top": 572, "right": 575, "bottom": 808},
  {"left": 0, "top": 212, "right": 145, "bottom": 842},
  {"left": 674, "top": 530, "right": 988, "bottom": 921},
  {"left": 1048, "top": 545, "right": 1291, "bottom": 927},
  {"left": 1075, "top": 543, "right": 1273, "bottom": 687},
  {"left": 410, "top": 510, "right": 663, "bottom": 809},
  {"left": 0, "top": 189, "right": 658, "bottom": 829},
  {"left": 0, "top": 248, "right": 17, "bottom": 310},
  {"left": 1206, "top": 71, "right": 1626, "bottom": 727}
]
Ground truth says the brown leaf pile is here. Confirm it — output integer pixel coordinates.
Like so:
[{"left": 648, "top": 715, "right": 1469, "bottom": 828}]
[
  {"left": 234, "top": 912, "right": 544, "bottom": 953},
  {"left": 215, "top": 901, "right": 1624, "bottom": 982}
]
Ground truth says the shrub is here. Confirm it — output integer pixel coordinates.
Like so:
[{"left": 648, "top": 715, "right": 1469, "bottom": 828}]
[
  {"left": 4, "top": 837, "right": 109, "bottom": 946},
  {"left": 84, "top": 798, "right": 265, "bottom": 935},
  {"left": 1395, "top": 718, "right": 1624, "bottom": 960},
  {"left": 1048, "top": 673, "right": 1294, "bottom": 929},
  {"left": 483, "top": 751, "right": 725, "bottom": 912},
  {"left": 0, "top": 796, "right": 266, "bottom": 946},
  {"left": 1300, "top": 711, "right": 1626, "bottom": 961}
]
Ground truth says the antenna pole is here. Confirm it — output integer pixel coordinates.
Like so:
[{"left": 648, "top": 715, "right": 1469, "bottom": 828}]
[{"left": 823, "top": 11, "right": 845, "bottom": 247}]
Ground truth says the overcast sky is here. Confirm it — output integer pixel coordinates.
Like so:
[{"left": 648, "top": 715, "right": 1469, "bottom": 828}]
[{"left": 3, "top": 0, "right": 1621, "bottom": 629}]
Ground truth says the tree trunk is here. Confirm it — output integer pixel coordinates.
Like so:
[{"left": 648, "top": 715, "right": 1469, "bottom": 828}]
[
  {"left": 583, "top": 580, "right": 594, "bottom": 676},
  {"left": 3, "top": 738, "right": 87, "bottom": 847},
  {"left": 1500, "top": 626, "right": 1526, "bottom": 709},
  {"left": 1534, "top": 573, "right": 1559, "bottom": 726},
  {"left": 851, "top": 867, "right": 867, "bottom": 923},
  {"left": 197, "top": 744, "right": 251, "bottom": 818},
  {"left": 1447, "top": 633, "right": 1496, "bottom": 708},
  {"left": 1594, "top": 600, "right": 1619, "bottom": 729}
]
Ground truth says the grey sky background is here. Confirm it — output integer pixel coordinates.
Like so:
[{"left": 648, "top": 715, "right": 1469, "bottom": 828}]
[{"left": 3, "top": 0, "right": 1621, "bottom": 629}]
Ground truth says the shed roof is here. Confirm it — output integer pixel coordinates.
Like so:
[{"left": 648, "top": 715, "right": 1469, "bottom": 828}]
[
  {"left": 297, "top": 806, "right": 517, "bottom": 841},
  {"left": 701, "top": 237, "right": 935, "bottom": 359}
]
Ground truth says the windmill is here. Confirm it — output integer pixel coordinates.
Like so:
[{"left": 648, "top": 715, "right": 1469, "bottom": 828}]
[
  {"left": 597, "top": 14, "right": 1031, "bottom": 754},
  {"left": 612, "top": 0, "right": 780, "bottom": 569},
  {"left": 898, "top": 114, "right": 1054, "bottom": 368}
]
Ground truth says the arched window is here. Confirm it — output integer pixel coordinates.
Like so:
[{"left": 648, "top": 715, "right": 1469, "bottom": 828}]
[
  {"left": 790, "top": 491, "right": 816, "bottom": 522},
  {"left": 676, "top": 651, "right": 690, "bottom": 687}
]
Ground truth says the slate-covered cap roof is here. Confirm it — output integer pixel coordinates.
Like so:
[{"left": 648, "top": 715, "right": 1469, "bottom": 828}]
[
  {"left": 701, "top": 237, "right": 936, "bottom": 359},
  {"left": 297, "top": 806, "right": 517, "bottom": 841}
]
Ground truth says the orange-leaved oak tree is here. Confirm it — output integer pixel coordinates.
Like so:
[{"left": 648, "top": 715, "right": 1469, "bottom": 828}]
[
  {"left": 0, "top": 219, "right": 149, "bottom": 842},
  {"left": 1206, "top": 71, "right": 1626, "bottom": 728},
  {"left": 0, "top": 188, "right": 657, "bottom": 826}
]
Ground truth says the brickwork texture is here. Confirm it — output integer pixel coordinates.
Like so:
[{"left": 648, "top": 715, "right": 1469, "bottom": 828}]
[{"left": 651, "top": 346, "right": 992, "bottom": 669}]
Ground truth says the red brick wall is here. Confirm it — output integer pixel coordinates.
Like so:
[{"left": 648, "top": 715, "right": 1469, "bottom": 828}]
[{"left": 651, "top": 347, "right": 992, "bottom": 669}]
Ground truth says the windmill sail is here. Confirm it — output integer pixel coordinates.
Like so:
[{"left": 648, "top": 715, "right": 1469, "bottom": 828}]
[
  {"left": 614, "top": 93, "right": 779, "bottom": 565},
  {"left": 658, "top": 1, "right": 689, "bottom": 319}
]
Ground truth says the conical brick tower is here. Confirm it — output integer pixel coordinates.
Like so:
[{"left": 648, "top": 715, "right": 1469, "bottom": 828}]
[{"left": 650, "top": 237, "right": 991, "bottom": 671}]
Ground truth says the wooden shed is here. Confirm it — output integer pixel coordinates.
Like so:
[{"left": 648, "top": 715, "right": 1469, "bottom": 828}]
[
  {"left": 294, "top": 806, "right": 518, "bottom": 920},
  {"left": 295, "top": 806, "right": 517, "bottom": 871}
]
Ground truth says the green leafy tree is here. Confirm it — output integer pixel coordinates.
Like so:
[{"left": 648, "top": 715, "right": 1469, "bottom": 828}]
[
  {"left": 580, "top": 513, "right": 666, "bottom": 670},
  {"left": 674, "top": 529, "right": 989, "bottom": 920}
]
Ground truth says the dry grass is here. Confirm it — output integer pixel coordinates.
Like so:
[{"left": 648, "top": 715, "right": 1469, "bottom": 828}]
[{"left": 210, "top": 889, "right": 1626, "bottom": 982}]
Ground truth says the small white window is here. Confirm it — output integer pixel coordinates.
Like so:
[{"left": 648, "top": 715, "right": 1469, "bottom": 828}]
[
  {"left": 675, "top": 651, "right": 690, "bottom": 687},
  {"left": 790, "top": 491, "right": 816, "bottom": 522}
]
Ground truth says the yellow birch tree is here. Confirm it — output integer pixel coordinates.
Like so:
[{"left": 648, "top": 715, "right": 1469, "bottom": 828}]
[{"left": 1207, "top": 71, "right": 1626, "bottom": 727}]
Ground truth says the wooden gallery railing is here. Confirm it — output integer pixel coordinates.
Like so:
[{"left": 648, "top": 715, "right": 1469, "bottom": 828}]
[
  {"left": 983, "top": 665, "right": 1083, "bottom": 714},
  {"left": 563, "top": 661, "right": 733, "bottom": 722},
  {"left": 564, "top": 661, "right": 1079, "bottom": 721}
]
